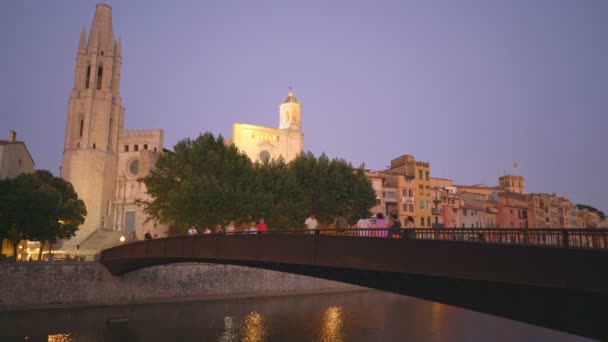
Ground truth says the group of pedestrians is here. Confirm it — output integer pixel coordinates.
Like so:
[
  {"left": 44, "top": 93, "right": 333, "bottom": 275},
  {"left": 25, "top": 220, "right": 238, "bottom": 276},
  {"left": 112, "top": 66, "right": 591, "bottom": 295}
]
[
  {"left": 187, "top": 218, "right": 269, "bottom": 236},
  {"left": 184, "top": 213, "right": 416, "bottom": 238},
  {"left": 304, "top": 212, "right": 415, "bottom": 238}
]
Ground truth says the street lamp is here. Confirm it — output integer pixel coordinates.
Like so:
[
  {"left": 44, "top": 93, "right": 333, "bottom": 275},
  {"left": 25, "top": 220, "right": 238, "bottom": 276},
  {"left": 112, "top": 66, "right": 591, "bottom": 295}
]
[{"left": 119, "top": 235, "right": 125, "bottom": 243}]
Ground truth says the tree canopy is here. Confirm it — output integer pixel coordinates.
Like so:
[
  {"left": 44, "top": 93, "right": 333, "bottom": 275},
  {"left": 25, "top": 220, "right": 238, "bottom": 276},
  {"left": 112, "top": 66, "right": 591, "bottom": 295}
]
[
  {"left": 140, "top": 133, "right": 376, "bottom": 234},
  {"left": 0, "top": 170, "right": 86, "bottom": 259}
]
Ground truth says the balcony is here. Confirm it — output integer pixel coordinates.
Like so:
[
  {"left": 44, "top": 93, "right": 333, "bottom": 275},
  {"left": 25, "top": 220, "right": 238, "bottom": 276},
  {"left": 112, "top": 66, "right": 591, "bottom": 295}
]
[
  {"left": 431, "top": 208, "right": 442, "bottom": 215},
  {"left": 486, "top": 207, "right": 498, "bottom": 214}
]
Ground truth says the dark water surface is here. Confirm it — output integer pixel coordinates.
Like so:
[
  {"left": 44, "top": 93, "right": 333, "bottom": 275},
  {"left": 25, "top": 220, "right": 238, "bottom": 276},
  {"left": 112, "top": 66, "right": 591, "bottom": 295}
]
[{"left": 0, "top": 290, "right": 591, "bottom": 341}]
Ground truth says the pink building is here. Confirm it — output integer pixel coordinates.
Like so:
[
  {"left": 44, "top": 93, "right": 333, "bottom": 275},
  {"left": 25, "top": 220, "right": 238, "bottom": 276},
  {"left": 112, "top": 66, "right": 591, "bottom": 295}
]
[{"left": 496, "top": 192, "right": 529, "bottom": 228}]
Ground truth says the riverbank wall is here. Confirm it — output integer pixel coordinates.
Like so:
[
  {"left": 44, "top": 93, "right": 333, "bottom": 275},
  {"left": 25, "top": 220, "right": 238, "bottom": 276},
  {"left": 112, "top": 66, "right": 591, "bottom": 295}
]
[{"left": 0, "top": 262, "right": 363, "bottom": 312}]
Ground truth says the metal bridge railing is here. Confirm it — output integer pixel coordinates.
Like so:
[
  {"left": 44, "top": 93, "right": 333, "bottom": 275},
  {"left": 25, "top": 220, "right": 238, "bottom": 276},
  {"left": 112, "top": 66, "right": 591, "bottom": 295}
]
[{"left": 203, "top": 228, "right": 608, "bottom": 250}]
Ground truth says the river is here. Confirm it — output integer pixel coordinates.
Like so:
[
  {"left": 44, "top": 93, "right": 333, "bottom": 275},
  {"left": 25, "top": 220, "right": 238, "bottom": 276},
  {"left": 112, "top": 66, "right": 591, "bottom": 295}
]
[{"left": 0, "top": 290, "right": 591, "bottom": 341}]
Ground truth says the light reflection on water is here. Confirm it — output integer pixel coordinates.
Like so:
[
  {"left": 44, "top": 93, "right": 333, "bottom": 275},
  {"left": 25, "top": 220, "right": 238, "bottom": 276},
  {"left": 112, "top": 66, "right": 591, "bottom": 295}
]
[
  {"left": 430, "top": 302, "right": 444, "bottom": 341},
  {"left": 319, "top": 306, "right": 345, "bottom": 342},
  {"left": 47, "top": 334, "right": 74, "bottom": 342},
  {"left": 0, "top": 291, "right": 591, "bottom": 342}
]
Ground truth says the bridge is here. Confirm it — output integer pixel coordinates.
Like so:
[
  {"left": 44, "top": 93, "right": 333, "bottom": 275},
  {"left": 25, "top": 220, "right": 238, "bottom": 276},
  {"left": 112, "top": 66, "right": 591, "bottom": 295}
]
[{"left": 101, "top": 228, "right": 608, "bottom": 340}]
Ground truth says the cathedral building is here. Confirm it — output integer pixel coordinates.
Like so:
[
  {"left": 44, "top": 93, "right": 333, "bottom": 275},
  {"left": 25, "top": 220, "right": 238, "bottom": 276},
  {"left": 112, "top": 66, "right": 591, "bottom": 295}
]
[
  {"left": 59, "top": 4, "right": 303, "bottom": 254},
  {"left": 231, "top": 88, "right": 304, "bottom": 163},
  {"left": 60, "top": 4, "right": 165, "bottom": 252}
]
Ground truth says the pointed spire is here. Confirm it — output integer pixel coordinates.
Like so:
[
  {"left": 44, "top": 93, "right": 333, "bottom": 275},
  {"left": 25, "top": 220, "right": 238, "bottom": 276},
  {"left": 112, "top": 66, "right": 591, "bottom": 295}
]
[
  {"left": 88, "top": 4, "right": 113, "bottom": 52},
  {"left": 78, "top": 26, "right": 87, "bottom": 51},
  {"left": 288, "top": 86, "right": 293, "bottom": 97}
]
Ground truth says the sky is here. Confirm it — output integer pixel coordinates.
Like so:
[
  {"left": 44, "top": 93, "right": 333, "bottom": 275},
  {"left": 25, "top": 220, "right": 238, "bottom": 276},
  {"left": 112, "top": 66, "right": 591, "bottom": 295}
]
[{"left": 1, "top": 0, "right": 606, "bottom": 211}]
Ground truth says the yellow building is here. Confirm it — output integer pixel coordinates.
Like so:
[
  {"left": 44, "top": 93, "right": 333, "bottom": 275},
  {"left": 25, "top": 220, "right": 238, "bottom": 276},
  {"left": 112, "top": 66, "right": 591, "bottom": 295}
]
[
  {"left": 381, "top": 155, "right": 432, "bottom": 227},
  {"left": 231, "top": 88, "right": 304, "bottom": 163},
  {"left": 415, "top": 161, "right": 432, "bottom": 228}
]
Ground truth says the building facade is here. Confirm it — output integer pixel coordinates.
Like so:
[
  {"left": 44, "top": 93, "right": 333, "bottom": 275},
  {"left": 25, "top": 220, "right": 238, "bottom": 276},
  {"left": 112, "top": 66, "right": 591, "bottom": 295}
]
[
  {"left": 0, "top": 131, "right": 34, "bottom": 180},
  {"left": 0, "top": 130, "right": 35, "bottom": 257},
  {"left": 231, "top": 88, "right": 304, "bottom": 163},
  {"left": 60, "top": 5, "right": 166, "bottom": 251}
]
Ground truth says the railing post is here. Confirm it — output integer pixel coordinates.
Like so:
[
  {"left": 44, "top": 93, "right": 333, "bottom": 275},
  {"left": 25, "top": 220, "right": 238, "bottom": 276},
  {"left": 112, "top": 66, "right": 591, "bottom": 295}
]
[{"left": 562, "top": 230, "right": 569, "bottom": 248}]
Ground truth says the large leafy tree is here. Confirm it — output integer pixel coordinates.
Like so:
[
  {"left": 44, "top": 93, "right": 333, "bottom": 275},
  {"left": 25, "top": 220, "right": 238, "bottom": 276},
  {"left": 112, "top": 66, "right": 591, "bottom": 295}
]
[
  {"left": 290, "top": 152, "right": 376, "bottom": 226},
  {"left": 0, "top": 171, "right": 86, "bottom": 260},
  {"left": 140, "top": 132, "right": 376, "bottom": 234},
  {"left": 140, "top": 133, "right": 263, "bottom": 232}
]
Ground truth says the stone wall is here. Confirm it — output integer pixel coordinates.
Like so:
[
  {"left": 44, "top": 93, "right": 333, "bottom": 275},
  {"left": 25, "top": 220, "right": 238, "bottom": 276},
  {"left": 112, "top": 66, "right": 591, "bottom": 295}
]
[{"left": 0, "top": 262, "right": 362, "bottom": 312}]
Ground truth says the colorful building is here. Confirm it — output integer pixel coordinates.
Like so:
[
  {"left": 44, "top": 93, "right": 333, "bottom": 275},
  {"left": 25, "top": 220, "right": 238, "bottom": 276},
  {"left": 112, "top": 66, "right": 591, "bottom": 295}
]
[{"left": 496, "top": 192, "right": 528, "bottom": 228}]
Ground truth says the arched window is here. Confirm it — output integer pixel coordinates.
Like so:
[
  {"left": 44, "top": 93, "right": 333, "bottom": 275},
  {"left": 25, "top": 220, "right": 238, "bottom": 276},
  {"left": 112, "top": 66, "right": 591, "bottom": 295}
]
[
  {"left": 85, "top": 64, "right": 91, "bottom": 89},
  {"left": 97, "top": 65, "right": 103, "bottom": 90},
  {"left": 79, "top": 118, "right": 84, "bottom": 137}
]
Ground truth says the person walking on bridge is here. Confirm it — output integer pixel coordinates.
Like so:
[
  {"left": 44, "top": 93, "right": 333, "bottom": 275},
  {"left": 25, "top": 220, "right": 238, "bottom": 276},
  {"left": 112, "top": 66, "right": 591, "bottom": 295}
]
[
  {"left": 305, "top": 214, "right": 318, "bottom": 235},
  {"left": 256, "top": 218, "right": 268, "bottom": 235},
  {"left": 334, "top": 213, "right": 349, "bottom": 232},
  {"left": 356, "top": 214, "right": 372, "bottom": 237}
]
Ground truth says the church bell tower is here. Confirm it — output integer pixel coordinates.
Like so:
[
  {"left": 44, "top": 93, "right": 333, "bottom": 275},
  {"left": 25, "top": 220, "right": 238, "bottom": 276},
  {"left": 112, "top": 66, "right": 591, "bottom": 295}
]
[
  {"left": 61, "top": 4, "right": 124, "bottom": 246},
  {"left": 279, "top": 87, "right": 301, "bottom": 130}
]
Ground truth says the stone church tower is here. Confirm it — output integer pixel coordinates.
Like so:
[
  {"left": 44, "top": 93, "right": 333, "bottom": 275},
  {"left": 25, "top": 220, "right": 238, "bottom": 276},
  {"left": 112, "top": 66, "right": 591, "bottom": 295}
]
[
  {"left": 61, "top": 4, "right": 123, "bottom": 247},
  {"left": 232, "top": 88, "right": 304, "bottom": 163}
]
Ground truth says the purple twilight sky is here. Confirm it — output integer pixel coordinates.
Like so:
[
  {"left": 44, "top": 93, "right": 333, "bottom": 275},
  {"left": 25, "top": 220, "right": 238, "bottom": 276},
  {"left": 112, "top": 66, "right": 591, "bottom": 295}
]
[{"left": 1, "top": 0, "right": 606, "bottom": 211}]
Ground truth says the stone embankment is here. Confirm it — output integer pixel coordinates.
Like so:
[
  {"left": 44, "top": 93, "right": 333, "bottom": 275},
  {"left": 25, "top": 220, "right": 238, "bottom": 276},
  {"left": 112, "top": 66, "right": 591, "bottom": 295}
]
[{"left": 0, "top": 262, "right": 363, "bottom": 312}]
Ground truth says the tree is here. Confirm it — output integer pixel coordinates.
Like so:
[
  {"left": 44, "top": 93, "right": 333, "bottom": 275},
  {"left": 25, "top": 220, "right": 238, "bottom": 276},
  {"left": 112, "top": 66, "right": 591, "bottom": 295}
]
[
  {"left": 140, "top": 133, "right": 262, "bottom": 232},
  {"left": 290, "top": 152, "right": 376, "bottom": 226},
  {"left": 139, "top": 133, "right": 377, "bottom": 234},
  {"left": 0, "top": 171, "right": 86, "bottom": 260}
]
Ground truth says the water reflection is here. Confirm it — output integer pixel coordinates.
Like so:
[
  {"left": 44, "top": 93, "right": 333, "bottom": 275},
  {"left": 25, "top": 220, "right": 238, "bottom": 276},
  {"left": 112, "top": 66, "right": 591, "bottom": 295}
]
[
  {"left": 241, "top": 311, "right": 266, "bottom": 342},
  {"left": 430, "top": 302, "right": 444, "bottom": 340},
  {"left": 47, "top": 333, "right": 74, "bottom": 342},
  {"left": 219, "top": 312, "right": 267, "bottom": 342},
  {"left": 0, "top": 291, "right": 589, "bottom": 342},
  {"left": 319, "top": 306, "right": 345, "bottom": 341}
]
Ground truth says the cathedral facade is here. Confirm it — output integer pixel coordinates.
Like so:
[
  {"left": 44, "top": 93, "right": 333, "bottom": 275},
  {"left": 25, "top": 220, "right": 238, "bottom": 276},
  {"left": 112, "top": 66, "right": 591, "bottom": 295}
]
[
  {"left": 231, "top": 88, "right": 304, "bottom": 163},
  {"left": 60, "top": 4, "right": 165, "bottom": 249},
  {"left": 60, "top": 5, "right": 304, "bottom": 252}
]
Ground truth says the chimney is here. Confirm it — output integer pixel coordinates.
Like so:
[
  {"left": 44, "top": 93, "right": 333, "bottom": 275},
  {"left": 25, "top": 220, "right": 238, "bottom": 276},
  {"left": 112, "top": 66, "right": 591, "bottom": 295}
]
[{"left": 8, "top": 131, "right": 16, "bottom": 142}]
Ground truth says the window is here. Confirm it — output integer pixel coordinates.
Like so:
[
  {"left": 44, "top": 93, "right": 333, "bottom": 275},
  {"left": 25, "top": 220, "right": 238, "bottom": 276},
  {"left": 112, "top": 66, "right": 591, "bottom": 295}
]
[
  {"left": 409, "top": 204, "right": 414, "bottom": 212},
  {"left": 425, "top": 171, "right": 429, "bottom": 181},
  {"left": 426, "top": 186, "right": 430, "bottom": 195},
  {"left": 419, "top": 185, "right": 423, "bottom": 195},
  {"left": 124, "top": 145, "right": 129, "bottom": 152},
  {"left": 134, "top": 144, "right": 139, "bottom": 152},
  {"left": 418, "top": 170, "right": 423, "bottom": 179},
  {"left": 79, "top": 118, "right": 84, "bottom": 137},
  {"left": 143, "top": 144, "right": 148, "bottom": 150},
  {"left": 421, "top": 217, "right": 425, "bottom": 226},
  {"left": 408, "top": 189, "right": 413, "bottom": 197},
  {"left": 96, "top": 65, "right": 103, "bottom": 90},
  {"left": 129, "top": 159, "right": 139, "bottom": 175},
  {"left": 85, "top": 64, "right": 91, "bottom": 88},
  {"left": 510, "top": 209, "right": 513, "bottom": 214},
  {"left": 154, "top": 147, "right": 158, "bottom": 152},
  {"left": 420, "top": 200, "right": 425, "bottom": 209},
  {"left": 403, "top": 204, "right": 407, "bottom": 211},
  {"left": 403, "top": 189, "right": 408, "bottom": 198},
  {"left": 376, "top": 199, "right": 381, "bottom": 206},
  {"left": 92, "top": 143, "right": 96, "bottom": 149},
  {"left": 428, "top": 216, "right": 431, "bottom": 225}
]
